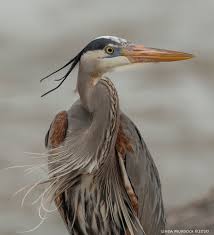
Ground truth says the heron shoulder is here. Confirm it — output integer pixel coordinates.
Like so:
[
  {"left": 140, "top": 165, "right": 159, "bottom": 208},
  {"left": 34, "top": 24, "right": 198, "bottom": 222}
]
[{"left": 45, "top": 111, "right": 68, "bottom": 149}]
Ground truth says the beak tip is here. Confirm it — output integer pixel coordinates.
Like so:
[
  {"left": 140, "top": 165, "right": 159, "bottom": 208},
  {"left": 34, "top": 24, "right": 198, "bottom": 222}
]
[
  {"left": 191, "top": 53, "right": 195, "bottom": 59},
  {"left": 186, "top": 53, "right": 195, "bottom": 60}
]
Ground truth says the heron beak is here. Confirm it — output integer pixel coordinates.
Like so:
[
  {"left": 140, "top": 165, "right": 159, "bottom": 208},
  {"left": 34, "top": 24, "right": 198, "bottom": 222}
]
[{"left": 122, "top": 44, "right": 194, "bottom": 63}]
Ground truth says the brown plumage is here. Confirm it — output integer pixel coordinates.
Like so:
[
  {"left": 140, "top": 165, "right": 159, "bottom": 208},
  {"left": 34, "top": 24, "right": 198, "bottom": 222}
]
[
  {"left": 45, "top": 111, "right": 68, "bottom": 148},
  {"left": 116, "top": 120, "right": 134, "bottom": 158}
]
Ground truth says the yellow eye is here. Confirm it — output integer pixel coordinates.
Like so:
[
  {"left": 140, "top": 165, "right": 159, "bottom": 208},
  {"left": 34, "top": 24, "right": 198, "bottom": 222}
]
[{"left": 105, "top": 46, "right": 114, "bottom": 54}]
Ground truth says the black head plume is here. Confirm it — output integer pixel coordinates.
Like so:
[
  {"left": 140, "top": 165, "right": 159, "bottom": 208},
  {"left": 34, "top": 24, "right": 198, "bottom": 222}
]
[
  {"left": 40, "top": 36, "right": 126, "bottom": 97},
  {"left": 40, "top": 51, "right": 82, "bottom": 97}
]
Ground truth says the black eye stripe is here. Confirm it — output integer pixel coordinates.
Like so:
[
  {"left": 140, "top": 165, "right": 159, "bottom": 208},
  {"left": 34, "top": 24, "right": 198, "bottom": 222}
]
[{"left": 83, "top": 38, "right": 120, "bottom": 53}]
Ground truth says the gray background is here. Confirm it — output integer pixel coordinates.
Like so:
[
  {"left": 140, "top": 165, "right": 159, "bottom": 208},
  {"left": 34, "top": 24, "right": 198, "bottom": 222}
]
[{"left": 0, "top": 0, "right": 213, "bottom": 234}]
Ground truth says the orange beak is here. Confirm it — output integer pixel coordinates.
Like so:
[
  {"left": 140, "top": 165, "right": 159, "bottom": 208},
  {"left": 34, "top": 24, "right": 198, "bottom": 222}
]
[{"left": 122, "top": 44, "right": 194, "bottom": 63}]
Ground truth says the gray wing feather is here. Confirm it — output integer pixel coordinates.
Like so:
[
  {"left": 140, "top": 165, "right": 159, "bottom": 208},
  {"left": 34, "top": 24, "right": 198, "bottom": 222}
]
[{"left": 120, "top": 113, "right": 166, "bottom": 235}]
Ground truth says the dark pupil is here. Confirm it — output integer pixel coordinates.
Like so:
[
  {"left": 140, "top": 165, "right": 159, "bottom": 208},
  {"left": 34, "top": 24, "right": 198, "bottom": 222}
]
[{"left": 107, "top": 47, "right": 113, "bottom": 53}]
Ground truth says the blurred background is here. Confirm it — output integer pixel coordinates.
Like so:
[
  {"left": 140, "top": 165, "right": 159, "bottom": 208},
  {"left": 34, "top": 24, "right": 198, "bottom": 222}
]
[{"left": 0, "top": 0, "right": 213, "bottom": 234}]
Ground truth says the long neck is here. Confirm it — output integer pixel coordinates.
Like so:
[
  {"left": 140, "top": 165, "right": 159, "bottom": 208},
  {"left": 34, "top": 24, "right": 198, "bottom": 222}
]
[
  {"left": 77, "top": 68, "right": 120, "bottom": 164},
  {"left": 76, "top": 69, "right": 138, "bottom": 234},
  {"left": 95, "top": 77, "right": 120, "bottom": 164}
]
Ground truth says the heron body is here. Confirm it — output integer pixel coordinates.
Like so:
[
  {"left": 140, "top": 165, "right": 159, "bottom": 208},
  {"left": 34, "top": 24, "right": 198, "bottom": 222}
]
[{"left": 44, "top": 36, "right": 193, "bottom": 235}]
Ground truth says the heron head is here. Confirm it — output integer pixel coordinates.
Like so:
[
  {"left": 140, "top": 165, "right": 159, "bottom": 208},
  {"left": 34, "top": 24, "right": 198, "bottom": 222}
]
[
  {"left": 41, "top": 36, "right": 193, "bottom": 96},
  {"left": 79, "top": 35, "right": 193, "bottom": 75}
]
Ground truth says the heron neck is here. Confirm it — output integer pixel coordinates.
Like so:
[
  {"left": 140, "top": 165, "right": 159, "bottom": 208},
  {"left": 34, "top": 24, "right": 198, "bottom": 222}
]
[{"left": 77, "top": 69, "right": 120, "bottom": 163}]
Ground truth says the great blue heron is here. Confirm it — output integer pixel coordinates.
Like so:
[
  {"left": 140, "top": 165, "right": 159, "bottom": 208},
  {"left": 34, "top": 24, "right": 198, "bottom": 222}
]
[{"left": 43, "top": 36, "right": 193, "bottom": 235}]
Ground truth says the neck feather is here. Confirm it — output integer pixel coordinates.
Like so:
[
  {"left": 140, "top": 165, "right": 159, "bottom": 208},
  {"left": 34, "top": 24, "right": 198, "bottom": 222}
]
[
  {"left": 77, "top": 69, "right": 120, "bottom": 165},
  {"left": 96, "top": 77, "right": 120, "bottom": 164}
]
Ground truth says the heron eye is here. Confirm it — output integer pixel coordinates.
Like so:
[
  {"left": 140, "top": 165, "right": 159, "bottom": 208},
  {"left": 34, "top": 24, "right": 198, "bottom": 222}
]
[{"left": 105, "top": 46, "right": 114, "bottom": 55}]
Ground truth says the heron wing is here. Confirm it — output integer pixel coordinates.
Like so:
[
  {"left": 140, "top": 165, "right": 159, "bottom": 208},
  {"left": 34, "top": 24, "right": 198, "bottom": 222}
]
[
  {"left": 119, "top": 113, "right": 166, "bottom": 235},
  {"left": 45, "top": 103, "right": 165, "bottom": 234},
  {"left": 44, "top": 100, "right": 93, "bottom": 231}
]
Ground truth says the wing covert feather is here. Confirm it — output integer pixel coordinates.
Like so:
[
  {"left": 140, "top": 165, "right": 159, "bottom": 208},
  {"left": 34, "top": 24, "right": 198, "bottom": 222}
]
[{"left": 120, "top": 113, "right": 166, "bottom": 235}]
